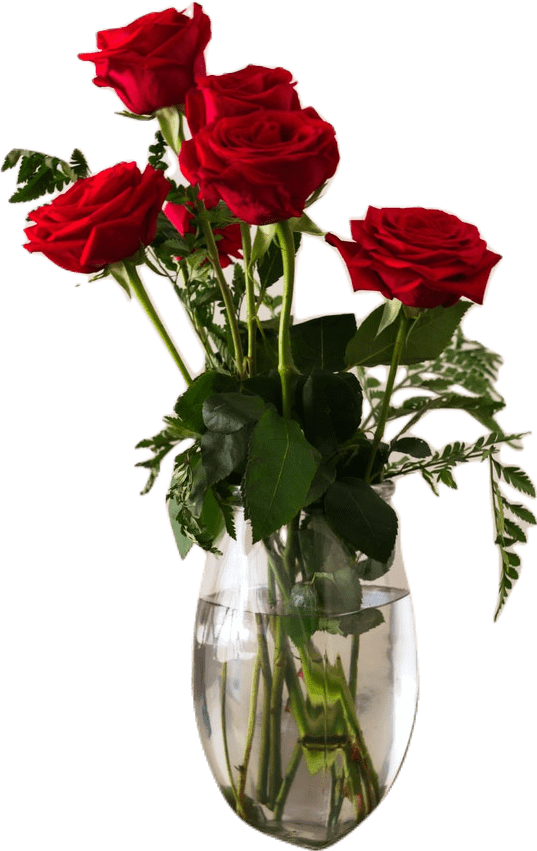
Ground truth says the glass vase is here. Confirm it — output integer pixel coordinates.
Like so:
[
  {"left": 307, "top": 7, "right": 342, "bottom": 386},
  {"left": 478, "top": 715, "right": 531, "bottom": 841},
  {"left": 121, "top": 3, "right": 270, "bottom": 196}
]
[{"left": 192, "top": 482, "right": 418, "bottom": 849}]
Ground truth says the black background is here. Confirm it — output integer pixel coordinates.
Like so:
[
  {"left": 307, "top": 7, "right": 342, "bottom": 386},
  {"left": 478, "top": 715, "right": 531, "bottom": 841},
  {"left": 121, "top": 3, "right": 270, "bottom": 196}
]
[{"left": 0, "top": 0, "right": 535, "bottom": 848}]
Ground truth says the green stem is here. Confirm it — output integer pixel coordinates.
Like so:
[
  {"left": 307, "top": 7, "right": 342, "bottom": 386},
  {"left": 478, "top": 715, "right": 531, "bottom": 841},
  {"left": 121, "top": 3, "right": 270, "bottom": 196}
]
[
  {"left": 241, "top": 222, "right": 257, "bottom": 377},
  {"left": 255, "top": 614, "right": 273, "bottom": 805},
  {"left": 349, "top": 635, "right": 359, "bottom": 701},
  {"left": 221, "top": 662, "right": 240, "bottom": 808},
  {"left": 268, "top": 615, "right": 285, "bottom": 807},
  {"left": 237, "top": 641, "right": 262, "bottom": 812},
  {"left": 111, "top": 261, "right": 192, "bottom": 385},
  {"left": 196, "top": 200, "right": 245, "bottom": 378},
  {"left": 275, "top": 220, "right": 296, "bottom": 420},
  {"left": 364, "top": 310, "right": 411, "bottom": 482},
  {"left": 273, "top": 741, "right": 303, "bottom": 820}
]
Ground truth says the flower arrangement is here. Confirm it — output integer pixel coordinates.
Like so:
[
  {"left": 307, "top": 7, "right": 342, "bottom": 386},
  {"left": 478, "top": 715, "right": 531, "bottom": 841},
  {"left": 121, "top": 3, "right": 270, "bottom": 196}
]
[
  {"left": 2, "top": 4, "right": 535, "bottom": 847},
  {"left": 5, "top": 3, "right": 532, "bottom": 616}
]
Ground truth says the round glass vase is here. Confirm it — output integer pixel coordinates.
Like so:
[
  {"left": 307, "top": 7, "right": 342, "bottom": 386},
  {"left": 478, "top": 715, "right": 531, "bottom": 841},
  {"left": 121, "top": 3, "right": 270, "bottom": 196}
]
[{"left": 192, "top": 482, "right": 418, "bottom": 849}]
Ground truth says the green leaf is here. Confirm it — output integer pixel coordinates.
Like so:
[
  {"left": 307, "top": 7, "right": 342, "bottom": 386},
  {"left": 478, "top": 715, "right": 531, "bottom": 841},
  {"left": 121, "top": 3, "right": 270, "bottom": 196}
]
[
  {"left": 338, "top": 607, "right": 385, "bottom": 637},
  {"left": 438, "top": 468, "right": 457, "bottom": 489},
  {"left": 313, "top": 565, "right": 363, "bottom": 614},
  {"left": 168, "top": 494, "right": 194, "bottom": 559},
  {"left": 346, "top": 301, "right": 472, "bottom": 367},
  {"left": 284, "top": 584, "right": 320, "bottom": 648},
  {"left": 291, "top": 314, "right": 357, "bottom": 372},
  {"left": 3, "top": 148, "right": 81, "bottom": 203},
  {"left": 298, "top": 515, "right": 355, "bottom": 578},
  {"left": 324, "top": 478, "right": 398, "bottom": 562},
  {"left": 250, "top": 224, "right": 277, "bottom": 267},
  {"left": 202, "top": 392, "right": 267, "bottom": 433},
  {"left": 356, "top": 548, "right": 395, "bottom": 581},
  {"left": 201, "top": 428, "right": 249, "bottom": 486},
  {"left": 298, "top": 370, "right": 363, "bottom": 455},
  {"left": 243, "top": 408, "right": 320, "bottom": 542},
  {"left": 135, "top": 416, "right": 198, "bottom": 494},
  {"left": 390, "top": 437, "right": 432, "bottom": 458},
  {"left": 69, "top": 148, "right": 90, "bottom": 178},
  {"left": 174, "top": 372, "right": 238, "bottom": 435},
  {"left": 500, "top": 466, "right": 536, "bottom": 497},
  {"left": 502, "top": 518, "right": 527, "bottom": 544},
  {"left": 376, "top": 299, "right": 402, "bottom": 337},
  {"left": 256, "top": 231, "right": 301, "bottom": 288},
  {"left": 288, "top": 212, "right": 325, "bottom": 236},
  {"left": 388, "top": 392, "right": 504, "bottom": 432},
  {"left": 304, "top": 461, "right": 337, "bottom": 505},
  {"left": 504, "top": 502, "right": 537, "bottom": 525}
]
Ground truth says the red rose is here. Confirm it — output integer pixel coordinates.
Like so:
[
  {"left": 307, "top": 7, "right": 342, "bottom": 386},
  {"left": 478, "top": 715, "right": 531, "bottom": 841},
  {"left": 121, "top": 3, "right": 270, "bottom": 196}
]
[
  {"left": 164, "top": 201, "right": 243, "bottom": 268},
  {"left": 179, "top": 108, "right": 339, "bottom": 225},
  {"left": 24, "top": 163, "right": 170, "bottom": 274},
  {"left": 326, "top": 207, "right": 501, "bottom": 308},
  {"left": 78, "top": 5, "right": 211, "bottom": 115},
  {"left": 185, "top": 64, "right": 300, "bottom": 135}
]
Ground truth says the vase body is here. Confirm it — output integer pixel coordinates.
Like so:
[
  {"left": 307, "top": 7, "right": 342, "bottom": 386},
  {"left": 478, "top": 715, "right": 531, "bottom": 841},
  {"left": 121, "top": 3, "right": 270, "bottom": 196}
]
[{"left": 192, "top": 483, "right": 418, "bottom": 848}]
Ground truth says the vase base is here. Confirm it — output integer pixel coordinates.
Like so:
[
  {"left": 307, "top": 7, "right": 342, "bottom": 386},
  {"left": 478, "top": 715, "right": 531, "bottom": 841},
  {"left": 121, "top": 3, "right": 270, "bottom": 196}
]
[{"left": 244, "top": 815, "right": 363, "bottom": 849}]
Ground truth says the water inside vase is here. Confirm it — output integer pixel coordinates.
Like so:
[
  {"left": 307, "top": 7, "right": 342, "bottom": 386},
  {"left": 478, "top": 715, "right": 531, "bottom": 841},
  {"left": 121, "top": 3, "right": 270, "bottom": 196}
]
[{"left": 193, "top": 585, "right": 418, "bottom": 849}]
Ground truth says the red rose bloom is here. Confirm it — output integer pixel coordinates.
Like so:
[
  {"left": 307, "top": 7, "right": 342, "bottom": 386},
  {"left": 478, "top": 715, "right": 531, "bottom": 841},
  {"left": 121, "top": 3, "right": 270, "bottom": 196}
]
[
  {"left": 24, "top": 163, "right": 170, "bottom": 274},
  {"left": 164, "top": 201, "right": 243, "bottom": 268},
  {"left": 185, "top": 64, "right": 300, "bottom": 135},
  {"left": 78, "top": 5, "right": 211, "bottom": 115},
  {"left": 326, "top": 207, "right": 501, "bottom": 308},
  {"left": 179, "top": 107, "right": 339, "bottom": 225}
]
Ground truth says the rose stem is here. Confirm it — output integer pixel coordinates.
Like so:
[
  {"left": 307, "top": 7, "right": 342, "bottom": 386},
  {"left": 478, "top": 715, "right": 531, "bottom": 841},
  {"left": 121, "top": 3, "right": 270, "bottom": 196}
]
[
  {"left": 273, "top": 741, "right": 302, "bottom": 820},
  {"left": 349, "top": 635, "right": 359, "bottom": 701},
  {"left": 255, "top": 614, "right": 273, "bottom": 804},
  {"left": 221, "top": 661, "right": 242, "bottom": 814},
  {"left": 275, "top": 219, "right": 296, "bottom": 420},
  {"left": 237, "top": 639, "right": 263, "bottom": 812},
  {"left": 240, "top": 222, "right": 257, "bottom": 376},
  {"left": 364, "top": 309, "right": 411, "bottom": 482},
  {"left": 268, "top": 615, "right": 285, "bottom": 809},
  {"left": 111, "top": 260, "right": 192, "bottom": 385},
  {"left": 196, "top": 200, "right": 246, "bottom": 378}
]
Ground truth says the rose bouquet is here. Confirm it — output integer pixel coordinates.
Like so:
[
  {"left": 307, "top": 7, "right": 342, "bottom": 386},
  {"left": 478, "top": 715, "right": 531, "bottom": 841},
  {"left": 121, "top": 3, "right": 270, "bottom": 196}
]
[{"left": 3, "top": 4, "right": 534, "bottom": 848}]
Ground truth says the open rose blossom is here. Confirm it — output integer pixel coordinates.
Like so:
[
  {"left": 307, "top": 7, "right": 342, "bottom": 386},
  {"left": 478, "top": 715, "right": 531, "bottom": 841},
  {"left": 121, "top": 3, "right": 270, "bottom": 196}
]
[
  {"left": 164, "top": 201, "right": 243, "bottom": 267},
  {"left": 78, "top": 5, "right": 211, "bottom": 115},
  {"left": 24, "top": 163, "right": 170, "bottom": 274},
  {"left": 180, "top": 107, "right": 339, "bottom": 225},
  {"left": 326, "top": 207, "right": 502, "bottom": 308},
  {"left": 185, "top": 65, "right": 301, "bottom": 135}
]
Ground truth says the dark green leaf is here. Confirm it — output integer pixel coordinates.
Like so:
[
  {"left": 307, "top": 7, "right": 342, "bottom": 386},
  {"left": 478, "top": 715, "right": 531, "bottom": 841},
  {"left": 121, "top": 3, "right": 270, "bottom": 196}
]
[
  {"left": 390, "top": 437, "right": 432, "bottom": 458},
  {"left": 3, "top": 148, "right": 79, "bottom": 203},
  {"left": 168, "top": 494, "right": 194, "bottom": 559},
  {"left": 338, "top": 607, "right": 385, "bottom": 637},
  {"left": 298, "top": 370, "right": 363, "bottom": 455},
  {"left": 202, "top": 392, "right": 267, "bottom": 433},
  {"left": 292, "top": 314, "right": 358, "bottom": 372},
  {"left": 438, "top": 468, "right": 458, "bottom": 489},
  {"left": 500, "top": 466, "right": 536, "bottom": 497},
  {"left": 356, "top": 548, "right": 395, "bottom": 581},
  {"left": 241, "top": 371, "right": 282, "bottom": 413},
  {"left": 346, "top": 301, "right": 472, "bottom": 367},
  {"left": 201, "top": 428, "right": 249, "bottom": 486},
  {"left": 257, "top": 231, "right": 301, "bottom": 289},
  {"left": 502, "top": 518, "right": 527, "bottom": 543},
  {"left": 304, "top": 461, "right": 337, "bottom": 505},
  {"left": 298, "top": 515, "right": 355, "bottom": 578},
  {"left": 313, "top": 565, "right": 363, "bottom": 614},
  {"left": 243, "top": 407, "right": 320, "bottom": 542},
  {"left": 337, "top": 438, "right": 390, "bottom": 483},
  {"left": 284, "top": 584, "right": 320, "bottom": 647},
  {"left": 505, "top": 502, "right": 537, "bottom": 525},
  {"left": 69, "top": 148, "right": 90, "bottom": 178},
  {"left": 324, "top": 478, "right": 398, "bottom": 562},
  {"left": 174, "top": 372, "right": 238, "bottom": 434}
]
